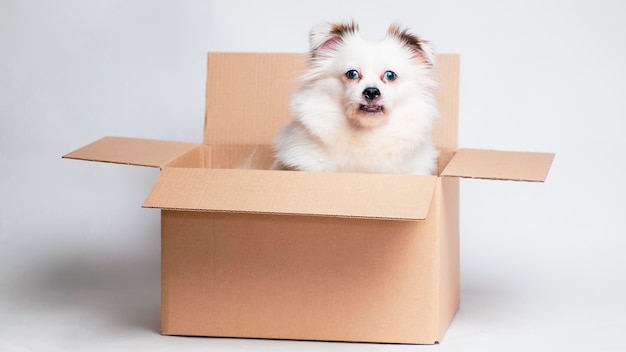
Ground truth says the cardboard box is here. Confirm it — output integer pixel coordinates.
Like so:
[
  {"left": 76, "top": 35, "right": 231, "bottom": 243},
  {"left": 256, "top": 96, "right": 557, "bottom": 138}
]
[{"left": 63, "top": 53, "right": 554, "bottom": 344}]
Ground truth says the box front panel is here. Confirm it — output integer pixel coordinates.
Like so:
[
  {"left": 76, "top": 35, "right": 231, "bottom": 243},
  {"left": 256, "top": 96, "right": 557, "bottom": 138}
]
[{"left": 161, "top": 211, "right": 441, "bottom": 343}]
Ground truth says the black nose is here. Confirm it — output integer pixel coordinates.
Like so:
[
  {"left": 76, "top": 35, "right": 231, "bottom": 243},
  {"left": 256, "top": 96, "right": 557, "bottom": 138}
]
[{"left": 363, "top": 87, "right": 380, "bottom": 101}]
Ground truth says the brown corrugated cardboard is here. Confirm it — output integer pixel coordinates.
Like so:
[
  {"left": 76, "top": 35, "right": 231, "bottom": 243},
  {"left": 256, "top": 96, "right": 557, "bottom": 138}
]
[
  {"left": 63, "top": 136, "right": 198, "bottom": 168},
  {"left": 63, "top": 52, "right": 554, "bottom": 344},
  {"left": 441, "top": 148, "right": 555, "bottom": 182},
  {"left": 144, "top": 168, "right": 437, "bottom": 220}
]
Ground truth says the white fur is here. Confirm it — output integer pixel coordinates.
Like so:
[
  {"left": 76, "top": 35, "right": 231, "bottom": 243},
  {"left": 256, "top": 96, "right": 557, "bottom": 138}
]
[{"left": 273, "top": 23, "right": 439, "bottom": 175}]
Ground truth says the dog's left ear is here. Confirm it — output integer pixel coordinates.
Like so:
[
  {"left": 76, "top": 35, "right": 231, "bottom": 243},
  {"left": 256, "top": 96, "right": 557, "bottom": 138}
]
[
  {"left": 310, "top": 21, "right": 359, "bottom": 57},
  {"left": 387, "top": 24, "right": 435, "bottom": 66}
]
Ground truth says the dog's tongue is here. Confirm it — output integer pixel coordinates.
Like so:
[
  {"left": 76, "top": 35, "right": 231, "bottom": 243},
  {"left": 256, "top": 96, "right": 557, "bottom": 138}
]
[{"left": 360, "top": 104, "right": 383, "bottom": 113}]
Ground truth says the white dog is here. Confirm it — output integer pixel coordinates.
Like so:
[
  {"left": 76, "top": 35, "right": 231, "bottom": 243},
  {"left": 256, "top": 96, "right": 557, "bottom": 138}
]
[{"left": 273, "top": 21, "right": 439, "bottom": 175}]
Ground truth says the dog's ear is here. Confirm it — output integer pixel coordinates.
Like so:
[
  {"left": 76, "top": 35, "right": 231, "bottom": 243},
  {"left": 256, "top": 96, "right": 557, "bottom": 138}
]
[
  {"left": 387, "top": 24, "right": 435, "bottom": 66},
  {"left": 310, "top": 21, "right": 359, "bottom": 57}
]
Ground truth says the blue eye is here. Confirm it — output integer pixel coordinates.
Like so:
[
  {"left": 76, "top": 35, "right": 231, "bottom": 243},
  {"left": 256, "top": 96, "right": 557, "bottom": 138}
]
[
  {"left": 345, "top": 69, "right": 360, "bottom": 80},
  {"left": 384, "top": 70, "right": 397, "bottom": 82}
]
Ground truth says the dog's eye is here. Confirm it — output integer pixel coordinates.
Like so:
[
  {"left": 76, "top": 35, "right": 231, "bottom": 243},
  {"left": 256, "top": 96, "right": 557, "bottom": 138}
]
[
  {"left": 345, "top": 69, "right": 360, "bottom": 80},
  {"left": 383, "top": 71, "right": 397, "bottom": 82}
]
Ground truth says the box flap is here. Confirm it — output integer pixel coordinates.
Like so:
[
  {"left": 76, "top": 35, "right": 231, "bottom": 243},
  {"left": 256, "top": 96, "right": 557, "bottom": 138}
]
[
  {"left": 431, "top": 54, "right": 460, "bottom": 174},
  {"left": 143, "top": 168, "right": 437, "bottom": 220},
  {"left": 63, "top": 136, "right": 199, "bottom": 168},
  {"left": 204, "top": 53, "right": 304, "bottom": 146},
  {"left": 441, "top": 148, "right": 555, "bottom": 182}
]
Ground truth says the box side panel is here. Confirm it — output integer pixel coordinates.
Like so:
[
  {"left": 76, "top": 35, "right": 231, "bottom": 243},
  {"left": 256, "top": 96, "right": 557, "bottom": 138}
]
[
  {"left": 163, "top": 145, "right": 207, "bottom": 168},
  {"left": 431, "top": 55, "right": 460, "bottom": 175},
  {"left": 161, "top": 212, "right": 172, "bottom": 334},
  {"left": 160, "top": 211, "right": 442, "bottom": 343},
  {"left": 437, "top": 177, "right": 461, "bottom": 339}
]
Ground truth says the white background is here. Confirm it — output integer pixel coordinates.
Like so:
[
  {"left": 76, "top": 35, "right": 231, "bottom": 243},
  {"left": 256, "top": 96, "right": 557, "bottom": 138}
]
[{"left": 1, "top": 1, "right": 625, "bottom": 351}]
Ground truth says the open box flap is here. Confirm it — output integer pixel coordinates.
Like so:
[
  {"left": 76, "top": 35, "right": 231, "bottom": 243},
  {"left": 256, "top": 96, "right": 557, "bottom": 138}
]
[
  {"left": 204, "top": 53, "right": 303, "bottom": 146},
  {"left": 441, "top": 148, "right": 555, "bottom": 182},
  {"left": 143, "top": 168, "right": 437, "bottom": 220},
  {"left": 63, "top": 136, "right": 199, "bottom": 168}
]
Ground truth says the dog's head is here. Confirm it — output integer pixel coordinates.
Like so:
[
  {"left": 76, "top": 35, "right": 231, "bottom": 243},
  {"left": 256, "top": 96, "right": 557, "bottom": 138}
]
[{"left": 305, "top": 21, "right": 436, "bottom": 128}]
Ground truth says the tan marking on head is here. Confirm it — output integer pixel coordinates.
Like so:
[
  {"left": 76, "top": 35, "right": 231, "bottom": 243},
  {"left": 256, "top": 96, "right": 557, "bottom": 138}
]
[
  {"left": 387, "top": 24, "right": 435, "bottom": 65},
  {"left": 329, "top": 20, "right": 359, "bottom": 39},
  {"left": 310, "top": 20, "right": 359, "bottom": 56}
]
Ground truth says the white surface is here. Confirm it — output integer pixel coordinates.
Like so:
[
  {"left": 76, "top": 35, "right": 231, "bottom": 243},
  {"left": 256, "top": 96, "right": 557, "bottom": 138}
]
[{"left": 1, "top": 1, "right": 625, "bottom": 351}]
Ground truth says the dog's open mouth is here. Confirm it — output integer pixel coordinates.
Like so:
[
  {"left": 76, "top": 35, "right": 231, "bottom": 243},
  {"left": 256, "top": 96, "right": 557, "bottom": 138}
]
[{"left": 359, "top": 104, "right": 384, "bottom": 114}]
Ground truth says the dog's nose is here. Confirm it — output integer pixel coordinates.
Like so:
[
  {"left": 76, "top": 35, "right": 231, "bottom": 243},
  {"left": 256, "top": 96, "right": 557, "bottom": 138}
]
[{"left": 363, "top": 87, "right": 380, "bottom": 101}]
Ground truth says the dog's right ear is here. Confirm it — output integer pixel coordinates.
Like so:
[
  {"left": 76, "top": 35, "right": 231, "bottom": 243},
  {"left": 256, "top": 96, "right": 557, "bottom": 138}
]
[{"left": 309, "top": 21, "right": 359, "bottom": 57}]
